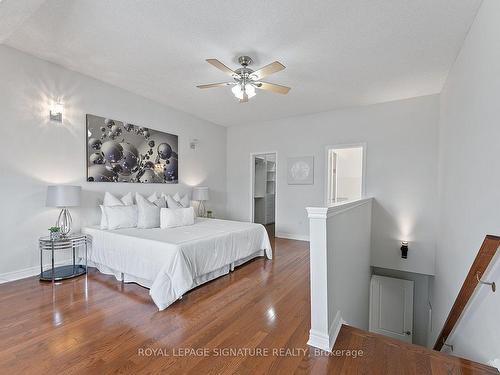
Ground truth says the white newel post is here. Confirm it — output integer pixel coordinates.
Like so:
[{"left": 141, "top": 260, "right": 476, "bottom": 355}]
[{"left": 306, "top": 207, "right": 331, "bottom": 351}]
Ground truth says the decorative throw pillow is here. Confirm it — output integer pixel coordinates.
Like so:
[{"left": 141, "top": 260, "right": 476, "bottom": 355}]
[
  {"left": 164, "top": 194, "right": 183, "bottom": 208},
  {"left": 103, "top": 192, "right": 134, "bottom": 206},
  {"left": 136, "top": 193, "right": 166, "bottom": 229},
  {"left": 100, "top": 192, "right": 134, "bottom": 229},
  {"left": 164, "top": 192, "right": 189, "bottom": 208},
  {"left": 147, "top": 192, "right": 158, "bottom": 202},
  {"left": 103, "top": 205, "right": 138, "bottom": 230},
  {"left": 160, "top": 207, "right": 195, "bottom": 229},
  {"left": 178, "top": 194, "right": 190, "bottom": 208}
]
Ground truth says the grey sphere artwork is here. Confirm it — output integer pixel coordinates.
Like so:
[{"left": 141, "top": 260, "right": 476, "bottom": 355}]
[
  {"left": 86, "top": 114, "right": 178, "bottom": 184},
  {"left": 157, "top": 143, "right": 172, "bottom": 160},
  {"left": 101, "top": 141, "right": 123, "bottom": 163},
  {"left": 88, "top": 138, "right": 102, "bottom": 150},
  {"left": 89, "top": 152, "right": 104, "bottom": 164},
  {"left": 88, "top": 164, "right": 117, "bottom": 182}
]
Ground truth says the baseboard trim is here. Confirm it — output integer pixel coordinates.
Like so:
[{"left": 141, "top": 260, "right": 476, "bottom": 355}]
[
  {"left": 307, "top": 330, "right": 332, "bottom": 351},
  {"left": 307, "top": 311, "right": 345, "bottom": 352},
  {"left": 328, "top": 311, "right": 345, "bottom": 349},
  {"left": 275, "top": 232, "right": 309, "bottom": 242},
  {"left": 0, "top": 260, "right": 68, "bottom": 284}
]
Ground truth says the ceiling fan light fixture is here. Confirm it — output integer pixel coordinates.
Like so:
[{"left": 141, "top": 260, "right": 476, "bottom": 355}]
[
  {"left": 231, "top": 83, "right": 256, "bottom": 100},
  {"left": 198, "top": 56, "right": 290, "bottom": 102},
  {"left": 231, "top": 84, "right": 242, "bottom": 99},
  {"left": 245, "top": 84, "right": 256, "bottom": 98}
]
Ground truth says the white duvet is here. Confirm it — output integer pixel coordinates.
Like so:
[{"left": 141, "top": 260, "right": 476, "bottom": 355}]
[{"left": 82, "top": 218, "right": 272, "bottom": 310}]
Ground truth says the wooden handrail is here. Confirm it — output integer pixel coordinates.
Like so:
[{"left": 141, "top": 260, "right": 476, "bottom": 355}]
[{"left": 434, "top": 234, "right": 500, "bottom": 351}]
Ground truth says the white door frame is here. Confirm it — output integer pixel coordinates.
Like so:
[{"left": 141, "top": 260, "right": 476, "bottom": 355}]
[
  {"left": 249, "top": 151, "right": 278, "bottom": 224},
  {"left": 323, "top": 143, "right": 367, "bottom": 206}
]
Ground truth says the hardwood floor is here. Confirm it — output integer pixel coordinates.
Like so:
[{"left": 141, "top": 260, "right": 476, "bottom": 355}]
[{"left": 0, "top": 238, "right": 496, "bottom": 374}]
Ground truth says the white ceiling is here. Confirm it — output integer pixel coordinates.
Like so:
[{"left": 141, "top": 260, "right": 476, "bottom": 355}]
[{"left": 1, "top": 0, "right": 482, "bottom": 126}]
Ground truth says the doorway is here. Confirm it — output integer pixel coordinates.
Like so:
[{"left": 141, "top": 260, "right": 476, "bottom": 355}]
[
  {"left": 251, "top": 152, "right": 276, "bottom": 238},
  {"left": 326, "top": 144, "right": 366, "bottom": 205},
  {"left": 369, "top": 275, "right": 414, "bottom": 343}
]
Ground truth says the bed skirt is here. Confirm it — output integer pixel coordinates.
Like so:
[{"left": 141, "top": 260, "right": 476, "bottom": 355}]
[{"left": 84, "top": 249, "right": 266, "bottom": 308}]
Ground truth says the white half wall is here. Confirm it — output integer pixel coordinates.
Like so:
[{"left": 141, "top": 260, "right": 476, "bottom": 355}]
[
  {"left": 0, "top": 45, "right": 227, "bottom": 279},
  {"left": 226, "top": 95, "right": 439, "bottom": 275},
  {"left": 307, "top": 198, "right": 373, "bottom": 351},
  {"left": 431, "top": 0, "right": 500, "bottom": 364}
]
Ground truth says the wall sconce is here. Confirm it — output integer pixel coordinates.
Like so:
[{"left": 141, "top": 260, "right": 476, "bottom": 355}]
[
  {"left": 401, "top": 241, "right": 409, "bottom": 259},
  {"left": 190, "top": 139, "right": 199, "bottom": 150},
  {"left": 50, "top": 102, "right": 64, "bottom": 122}
]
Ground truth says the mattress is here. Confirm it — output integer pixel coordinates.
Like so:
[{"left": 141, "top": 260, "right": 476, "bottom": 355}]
[{"left": 81, "top": 218, "right": 272, "bottom": 310}]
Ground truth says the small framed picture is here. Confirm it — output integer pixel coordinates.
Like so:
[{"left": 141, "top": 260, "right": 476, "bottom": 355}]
[{"left": 287, "top": 156, "right": 314, "bottom": 185}]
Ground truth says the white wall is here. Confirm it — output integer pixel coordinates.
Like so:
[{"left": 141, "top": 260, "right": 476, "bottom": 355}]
[
  {"left": 0, "top": 45, "right": 227, "bottom": 279},
  {"left": 431, "top": 0, "right": 500, "bottom": 364},
  {"left": 306, "top": 198, "right": 373, "bottom": 351},
  {"left": 327, "top": 199, "right": 373, "bottom": 331},
  {"left": 227, "top": 95, "right": 439, "bottom": 275}
]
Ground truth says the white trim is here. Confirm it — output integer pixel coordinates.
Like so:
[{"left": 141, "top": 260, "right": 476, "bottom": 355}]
[
  {"left": 305, "top": 207, "right": 329, "bottom": 219},
  {"left": 0, "top": 260, "right": 69, "bottom": 283},
  {"left": 275, "top": 232, "right": 309, "bottom": 242},
  {"left": 306, "top": 197, "right": 373, "bottom": 219},
  {"left": 324, "top": 143, "right": 367, "bottom": 206},
  {"left": 307, "top": 311, "right": 345, "bottom": 351},
  {"left": 326, "top": 197, "right": 372, "bottom": 218},
  {"left": 307, "top": 330, "right": 332, "bottom": 351},
  {"left": 328, "top": 311, "right": 346, "bottom": 349}
]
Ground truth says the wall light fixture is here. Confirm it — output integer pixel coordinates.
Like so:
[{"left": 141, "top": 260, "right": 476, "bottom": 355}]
[
  {"left": 401, "top": 241, "right": 409, "bottom": 259},
  {"left": 190, "top": 139, "right": 199, "bottom": 150},
  {"left": 50, "top": 102, "right": 64, "bottom": 122}
]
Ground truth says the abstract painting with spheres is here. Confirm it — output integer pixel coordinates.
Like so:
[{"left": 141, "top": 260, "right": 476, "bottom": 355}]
[{"left": 86, "top": 114, "right": 178, "bottom": 183}]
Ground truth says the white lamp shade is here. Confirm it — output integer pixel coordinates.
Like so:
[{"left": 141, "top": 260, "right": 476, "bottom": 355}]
[
  {"left": 46, "top": 185, "right": 81, "bottom": 207},
  {"left": 192, "top": 187, "right": 209, "bottom": 201}
]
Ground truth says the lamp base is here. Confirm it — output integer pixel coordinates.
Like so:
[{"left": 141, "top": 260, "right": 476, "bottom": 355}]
[
  {"left": 57, "top": 208, "right": 73, "bottom": 236},
  {"left": 197, "top": 201, "right": 206, "bottom": 218}
]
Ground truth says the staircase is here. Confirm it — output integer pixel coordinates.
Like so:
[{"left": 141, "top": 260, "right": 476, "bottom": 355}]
[
  {"left": 328, "top": 325, "right": 498, "bottom": 374},
  {"left": 306, "top": 200, "right": 500, "bottom": 373}
]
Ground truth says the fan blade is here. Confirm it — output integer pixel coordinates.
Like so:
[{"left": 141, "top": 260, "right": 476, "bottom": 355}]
[
  {"left": 255, "top": 81, "right": 291, "bottom": 94},
  {"left": 206, "top": 59, "right": 239, "bottom": 78},
  {"left": 240, "top": 92, "right": 249, "bottom": 103},
  {"left": 197, "top": 82, "right": 234, "bottom": 89},
  {"left": 250, "top": 61, "right": 285, "bottom": 80}
]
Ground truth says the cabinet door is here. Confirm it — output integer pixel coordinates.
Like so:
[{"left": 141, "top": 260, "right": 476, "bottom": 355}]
[{"left": 369, "top": 275, "right": 414, "bottom": 343}]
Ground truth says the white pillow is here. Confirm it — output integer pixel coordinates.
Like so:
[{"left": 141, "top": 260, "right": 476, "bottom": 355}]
[
  {"left": 103, "top": 205, "right": 138, "bottom": 230},
  {"left": 163, "top": 193, "right": 190, "bottom": 208},
  {"left": 147, "top": 192, "right": 158, "bottom": 202},
  {"left": 103, "top": 192, "right": 134, "bottom": 206},
  {"left": 136, "top": 193, "right": 166, "bottom": 229},
  {"left": 178, "top": 194, "right": 190, "bottom": 208},
  {"left": 160, "top": 207, "right": 195, "bottom": 228},
  {"left": 173, "top": 192, "right": 182, "bottom": 202},
  {"left": 164, "top": 194, "right": 182, "bottom": 208},
  {"left": 100, "top": 192, "right": 134, "bottom": 229}
]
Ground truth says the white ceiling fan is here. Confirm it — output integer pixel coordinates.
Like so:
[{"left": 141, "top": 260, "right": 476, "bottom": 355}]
[{"left": 197, "top": 56, "right": 291, "bottom": 103}]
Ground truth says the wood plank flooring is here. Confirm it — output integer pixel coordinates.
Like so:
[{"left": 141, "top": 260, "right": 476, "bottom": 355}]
[{"left": 0, "top": 238, "right": 496, "bottom": 374}]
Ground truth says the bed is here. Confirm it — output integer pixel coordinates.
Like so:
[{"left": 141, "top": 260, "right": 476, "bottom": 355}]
[{"left": 81, "top": 218, "right": 272, "bottom": 310}]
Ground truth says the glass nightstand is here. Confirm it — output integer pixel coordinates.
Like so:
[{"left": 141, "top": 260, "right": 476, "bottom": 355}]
[{"left": 39, "top": 233, "right": 90, "bottom": 282}]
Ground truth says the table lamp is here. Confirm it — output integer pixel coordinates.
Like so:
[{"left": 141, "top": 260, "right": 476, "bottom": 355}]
[
  {"left": 46, "top": 185, "right": 81, "bottom": 236},
  {"left": 192, "top": 186, "right": 209, "bottom": 217}
]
